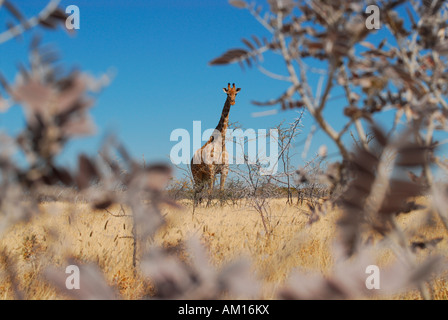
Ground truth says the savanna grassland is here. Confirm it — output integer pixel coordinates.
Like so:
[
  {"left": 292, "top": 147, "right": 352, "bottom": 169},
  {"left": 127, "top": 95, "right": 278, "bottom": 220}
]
[{"left": 1, "top": 197, "right": 447, "bottom": 300}]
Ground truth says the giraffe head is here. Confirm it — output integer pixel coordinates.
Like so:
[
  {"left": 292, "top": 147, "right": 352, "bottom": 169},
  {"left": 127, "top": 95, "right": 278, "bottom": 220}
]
[{"left": 222, "top": 83, "right": 241, "bottom": 105}]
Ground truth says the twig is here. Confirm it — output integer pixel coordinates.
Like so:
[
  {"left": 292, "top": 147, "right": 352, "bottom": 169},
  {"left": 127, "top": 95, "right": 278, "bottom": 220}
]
[
  {"left": 0, "top": 0, "right": 61, "bottom": 44},
  {"left": 274, "top": 11, "right": 349, "bottom": 159}
]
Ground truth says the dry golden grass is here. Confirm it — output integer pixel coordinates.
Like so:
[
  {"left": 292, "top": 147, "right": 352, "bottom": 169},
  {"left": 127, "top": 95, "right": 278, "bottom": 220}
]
[
  {"left": 0, "top": 197, "right": 447, "bottom": 299},
  {"left": 159, "top": 199, "right": 337, "bottom": 299},
  {"left": 0, "top": 202, "right": 146, "bottom": 299}
]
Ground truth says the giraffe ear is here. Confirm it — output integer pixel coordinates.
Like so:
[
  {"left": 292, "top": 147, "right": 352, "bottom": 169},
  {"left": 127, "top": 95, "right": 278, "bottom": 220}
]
[
  {"left": 236, "top": 88, "right": 241, "bottom": 93},
  {"left": 223, "top": 88, "right": 228, "bottom": 93}
]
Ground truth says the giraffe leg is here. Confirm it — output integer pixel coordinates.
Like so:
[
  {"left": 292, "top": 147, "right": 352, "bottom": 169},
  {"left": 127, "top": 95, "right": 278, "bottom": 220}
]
[
  {"left": 193, "top": 183, "right": 203, "bottom": 207},
  {"left": 206, "top": 172, "right": 215, "bottom": 207},
  {"left": 219, "top": 168, "right": 228, "bottom": 206},
  {"left": 192, "top": 170, "right": 205, "bottom": 208},
  {"left": 220, "top": 168, "right": 228, "bottom": 191}
]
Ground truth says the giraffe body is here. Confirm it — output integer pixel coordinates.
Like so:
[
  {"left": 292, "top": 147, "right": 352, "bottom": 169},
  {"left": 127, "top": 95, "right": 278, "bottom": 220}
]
[{"left": 191, "top": 83, "right": 240, "bottom": 205}]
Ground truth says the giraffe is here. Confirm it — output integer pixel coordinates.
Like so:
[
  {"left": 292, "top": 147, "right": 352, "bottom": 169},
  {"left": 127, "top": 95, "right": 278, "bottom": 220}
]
[{"left": 191, "top": 83, "right": 241, "bottom": 206}]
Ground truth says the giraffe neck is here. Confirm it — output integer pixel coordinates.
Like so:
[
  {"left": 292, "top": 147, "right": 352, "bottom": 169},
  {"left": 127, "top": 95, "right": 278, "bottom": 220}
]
[{"left": 215, "top": 97, "right": 231, "bottom": 138}]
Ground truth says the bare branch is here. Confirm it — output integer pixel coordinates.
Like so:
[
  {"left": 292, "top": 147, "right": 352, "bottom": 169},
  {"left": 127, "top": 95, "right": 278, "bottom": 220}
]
[{"left": 0, "top": 0, "right": 62, "bottom": 44}]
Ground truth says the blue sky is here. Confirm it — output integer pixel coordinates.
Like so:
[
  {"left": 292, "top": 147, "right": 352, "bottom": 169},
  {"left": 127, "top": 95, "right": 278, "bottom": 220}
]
[{"left": 0, "top": 0, "right": 437, "bottom": 178}]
